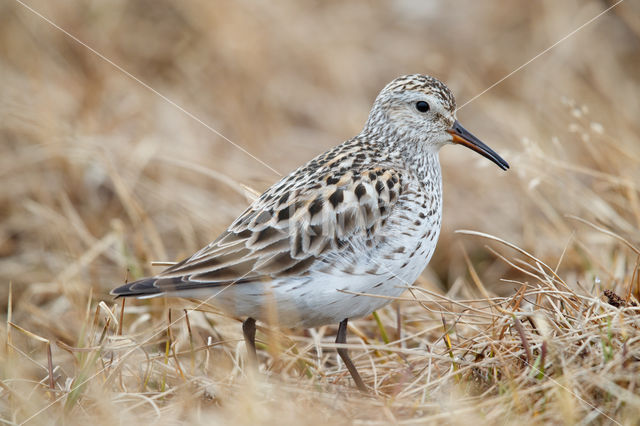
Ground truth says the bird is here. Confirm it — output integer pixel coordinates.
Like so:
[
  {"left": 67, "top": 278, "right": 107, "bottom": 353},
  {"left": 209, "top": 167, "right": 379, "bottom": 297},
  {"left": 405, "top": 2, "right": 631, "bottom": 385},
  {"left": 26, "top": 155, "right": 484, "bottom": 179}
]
[{"left": 111, "top": 74, "right": 509, "bottom": 392}]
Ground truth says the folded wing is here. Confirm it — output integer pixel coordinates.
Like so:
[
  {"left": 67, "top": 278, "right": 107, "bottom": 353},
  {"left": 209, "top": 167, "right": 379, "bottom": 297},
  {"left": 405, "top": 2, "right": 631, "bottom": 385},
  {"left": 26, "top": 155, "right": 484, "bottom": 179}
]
[{"left": 112, "top": 166, "right": 404, "bottom": 298}]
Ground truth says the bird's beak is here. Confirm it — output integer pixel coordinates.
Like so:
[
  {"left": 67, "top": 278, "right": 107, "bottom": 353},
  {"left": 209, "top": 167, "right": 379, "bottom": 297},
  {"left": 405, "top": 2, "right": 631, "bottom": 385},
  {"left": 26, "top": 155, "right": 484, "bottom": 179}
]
[{"left": 446, "top": 120, "right": 509, "bottom": 170}]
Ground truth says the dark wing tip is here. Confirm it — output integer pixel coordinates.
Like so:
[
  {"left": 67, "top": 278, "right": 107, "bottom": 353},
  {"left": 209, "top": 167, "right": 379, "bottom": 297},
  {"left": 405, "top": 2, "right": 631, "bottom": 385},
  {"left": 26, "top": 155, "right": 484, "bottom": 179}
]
[{"left": 110, "top": 277, "right": 162, "bottom": 298}]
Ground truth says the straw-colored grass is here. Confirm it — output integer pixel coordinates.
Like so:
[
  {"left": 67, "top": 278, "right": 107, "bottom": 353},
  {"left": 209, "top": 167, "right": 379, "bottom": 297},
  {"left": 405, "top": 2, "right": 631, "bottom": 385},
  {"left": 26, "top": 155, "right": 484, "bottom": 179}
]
[{"left": 2, "top": 1, "right": 639, "bottom": 424}]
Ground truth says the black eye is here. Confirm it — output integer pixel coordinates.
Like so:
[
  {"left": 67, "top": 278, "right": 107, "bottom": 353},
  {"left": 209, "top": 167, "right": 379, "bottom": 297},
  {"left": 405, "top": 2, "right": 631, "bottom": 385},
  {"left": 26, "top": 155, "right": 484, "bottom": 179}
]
[{"left": 415, "top": 101, "right": 430, "bottom": 113}]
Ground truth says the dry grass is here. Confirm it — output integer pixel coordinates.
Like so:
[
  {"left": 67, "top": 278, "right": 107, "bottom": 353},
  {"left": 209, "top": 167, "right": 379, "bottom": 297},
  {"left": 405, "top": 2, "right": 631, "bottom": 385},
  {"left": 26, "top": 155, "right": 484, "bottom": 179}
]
[{"left": 2, "top": 0, "right": 640, "bottom": 424}]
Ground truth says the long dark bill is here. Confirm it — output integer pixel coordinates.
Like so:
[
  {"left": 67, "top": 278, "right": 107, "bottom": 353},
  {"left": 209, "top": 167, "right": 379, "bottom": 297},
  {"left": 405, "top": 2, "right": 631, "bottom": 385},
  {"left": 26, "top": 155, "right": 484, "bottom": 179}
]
[{"left": 446, "top": 120, "right": 509, "bottom": 170}]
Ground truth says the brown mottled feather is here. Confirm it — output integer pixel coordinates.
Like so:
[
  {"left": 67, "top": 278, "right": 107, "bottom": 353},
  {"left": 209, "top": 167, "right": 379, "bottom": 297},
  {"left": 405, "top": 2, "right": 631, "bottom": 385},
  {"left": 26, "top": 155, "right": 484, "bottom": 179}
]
[{"left": 155, "top": 159, "right": 404, "bottom": 289}]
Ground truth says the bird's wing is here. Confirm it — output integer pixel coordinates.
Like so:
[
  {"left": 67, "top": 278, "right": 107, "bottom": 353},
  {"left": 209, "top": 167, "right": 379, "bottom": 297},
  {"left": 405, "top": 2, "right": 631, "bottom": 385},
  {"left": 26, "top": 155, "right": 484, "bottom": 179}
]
[{"left": 113, "top": 166, "right": 404, "bottom": 297}]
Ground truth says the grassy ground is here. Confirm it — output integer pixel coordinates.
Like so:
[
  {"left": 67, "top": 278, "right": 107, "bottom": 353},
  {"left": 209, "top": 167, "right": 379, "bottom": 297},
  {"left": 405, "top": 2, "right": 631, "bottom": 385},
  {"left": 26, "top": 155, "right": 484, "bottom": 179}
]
[{"left": 1, "top": 0, "right": 640, "bottom": 424}]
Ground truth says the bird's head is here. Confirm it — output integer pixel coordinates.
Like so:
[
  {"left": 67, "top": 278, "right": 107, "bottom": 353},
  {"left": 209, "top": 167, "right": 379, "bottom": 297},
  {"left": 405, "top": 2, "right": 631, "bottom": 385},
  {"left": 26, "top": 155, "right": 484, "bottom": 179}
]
[{"left": 366, "top": 74, "right": 509, "bottom": 170}]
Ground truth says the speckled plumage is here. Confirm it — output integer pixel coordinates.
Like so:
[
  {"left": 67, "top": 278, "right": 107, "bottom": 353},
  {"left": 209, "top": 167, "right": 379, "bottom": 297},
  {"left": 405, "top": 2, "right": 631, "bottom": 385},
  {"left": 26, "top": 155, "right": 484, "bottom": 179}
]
[{"left": 112, "top": 74, "right": 508, "bottom": 329}]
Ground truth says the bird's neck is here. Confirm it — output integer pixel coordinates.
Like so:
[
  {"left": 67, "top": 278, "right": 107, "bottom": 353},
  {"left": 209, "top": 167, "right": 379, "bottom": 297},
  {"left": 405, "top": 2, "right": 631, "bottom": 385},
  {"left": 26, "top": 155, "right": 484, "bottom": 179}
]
[
  {"left": 360, "top": 127, "right": 442, "bottom": 183},
  {"left": 409, "top": 149, "right": 441, "bottom": 185}
]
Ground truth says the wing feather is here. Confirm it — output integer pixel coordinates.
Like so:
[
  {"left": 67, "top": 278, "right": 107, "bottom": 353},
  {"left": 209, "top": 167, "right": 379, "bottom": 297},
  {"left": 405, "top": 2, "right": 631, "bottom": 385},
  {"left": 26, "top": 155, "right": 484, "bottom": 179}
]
[{"left": 113, "top": 159, "right": 406, "bottom": 298}]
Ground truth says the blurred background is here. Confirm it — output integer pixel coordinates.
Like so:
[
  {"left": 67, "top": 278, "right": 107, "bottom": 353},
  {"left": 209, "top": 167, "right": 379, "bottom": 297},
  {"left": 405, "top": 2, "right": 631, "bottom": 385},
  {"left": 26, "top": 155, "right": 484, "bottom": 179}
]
[
  {"left": 1, "top": 0, "right": 639, "bottom": 360},
  {"left": 2, "top": 1, "right": 640, "bottom": 423}
]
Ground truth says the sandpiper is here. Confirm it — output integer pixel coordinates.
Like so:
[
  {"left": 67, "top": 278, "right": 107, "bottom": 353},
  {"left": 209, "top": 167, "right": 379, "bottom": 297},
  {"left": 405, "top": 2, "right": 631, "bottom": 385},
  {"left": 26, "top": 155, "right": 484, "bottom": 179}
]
[{"left": 112, "top": 74, "right": 509, "bottom": 392}]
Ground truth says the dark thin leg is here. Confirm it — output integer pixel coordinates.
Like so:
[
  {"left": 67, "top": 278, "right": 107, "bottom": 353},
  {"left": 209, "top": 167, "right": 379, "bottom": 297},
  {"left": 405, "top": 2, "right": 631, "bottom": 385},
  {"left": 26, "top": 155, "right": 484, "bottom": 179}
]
[
  {"left": 336, "top": 318, "right": 367, "bottom": 393},
  {"left": 242, "top": 317, "right": 257, "bottom": 365}
]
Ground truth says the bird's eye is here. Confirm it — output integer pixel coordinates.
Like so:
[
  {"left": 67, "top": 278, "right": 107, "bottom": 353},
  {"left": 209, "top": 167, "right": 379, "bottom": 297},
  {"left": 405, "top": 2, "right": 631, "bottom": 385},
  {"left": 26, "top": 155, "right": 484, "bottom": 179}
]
[{"left": 415, "top": 101, "right": 430, "bottom": 113}]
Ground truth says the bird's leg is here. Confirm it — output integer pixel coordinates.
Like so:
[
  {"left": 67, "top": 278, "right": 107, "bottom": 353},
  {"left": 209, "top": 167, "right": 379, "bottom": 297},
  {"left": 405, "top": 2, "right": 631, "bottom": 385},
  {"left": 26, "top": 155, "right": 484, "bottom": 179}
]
[
  {"left": 336, "top": 318, "right": 367, "bottom": 393},
  {"left": 242, "top": 317, "right": 257, "bottom": 365}
]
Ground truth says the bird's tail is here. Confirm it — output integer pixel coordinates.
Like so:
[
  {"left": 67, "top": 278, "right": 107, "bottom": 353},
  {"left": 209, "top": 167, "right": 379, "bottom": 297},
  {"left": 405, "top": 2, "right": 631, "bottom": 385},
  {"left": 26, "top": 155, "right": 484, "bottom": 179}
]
[
  {"left": 111, "top": 277, "right": 167, "bottom": 299},
  {"left": 111, "top": 275, "right": 238, "bottom": 299}
]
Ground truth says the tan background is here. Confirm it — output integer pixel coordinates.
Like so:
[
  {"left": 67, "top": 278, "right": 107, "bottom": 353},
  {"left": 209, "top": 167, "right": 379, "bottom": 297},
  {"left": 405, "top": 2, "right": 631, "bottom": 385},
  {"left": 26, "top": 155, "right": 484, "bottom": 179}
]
[
  {"left": 1, "top": 1, "right": 639, "bottom": 423},
  {"left": 3, "top": 1, "right": 637, "bottom": 302}
]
